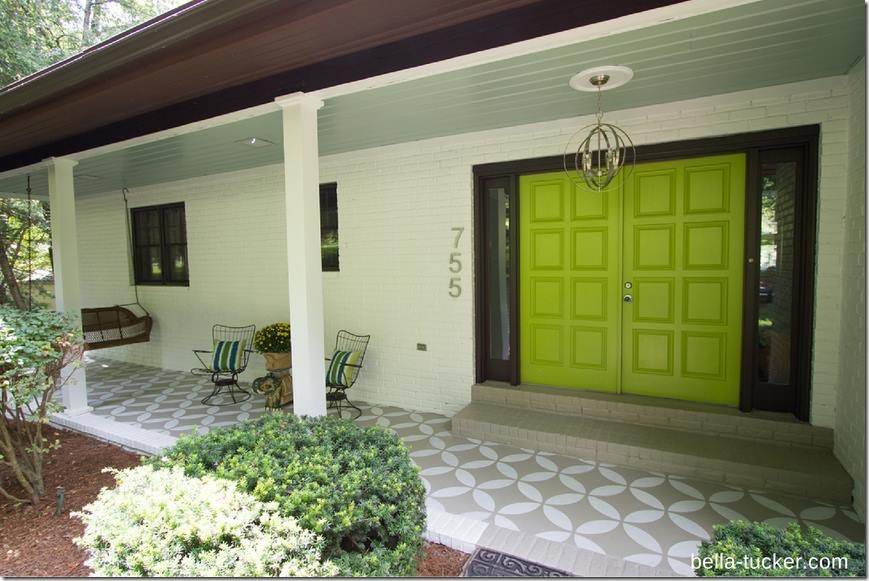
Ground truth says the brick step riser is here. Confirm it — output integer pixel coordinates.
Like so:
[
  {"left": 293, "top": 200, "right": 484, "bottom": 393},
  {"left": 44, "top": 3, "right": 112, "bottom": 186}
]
[
  {"left": 472, "top": 385, "right": 834, "bottom": 450},
  {"left": 454, "top": 417, "right": 851, "bottom": 505}
]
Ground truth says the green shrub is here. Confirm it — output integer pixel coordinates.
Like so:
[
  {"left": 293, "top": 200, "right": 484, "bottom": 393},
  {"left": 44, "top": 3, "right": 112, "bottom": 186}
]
[
  {"left": 74, "top": 465, "right": 338, "bottom": 577},
  {"left": 0, "top": 306, "right": 83, "bottom": 503},
  {"left": 695, "top": 521, "right": 865, "bottom": 577},
  {"left": 149, "top": 413, "right": 427, "bottom": 576}
]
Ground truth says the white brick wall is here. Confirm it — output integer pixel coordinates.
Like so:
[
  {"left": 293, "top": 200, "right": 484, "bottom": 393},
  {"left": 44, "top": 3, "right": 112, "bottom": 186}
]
[
  {"left": 834, "top": 58, "right": 866, "bottom": 521},
  {"left": 77, "top": 167, "right": 289, "bottom": 380},
  {"left": 78, "top": 74, "right": 855, "bottom": 422}
]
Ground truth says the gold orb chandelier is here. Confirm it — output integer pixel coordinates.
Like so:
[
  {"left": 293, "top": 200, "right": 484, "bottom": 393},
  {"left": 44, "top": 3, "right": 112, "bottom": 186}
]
[{"left": 563, "top": 66, "right": 636, "bottom": 192}]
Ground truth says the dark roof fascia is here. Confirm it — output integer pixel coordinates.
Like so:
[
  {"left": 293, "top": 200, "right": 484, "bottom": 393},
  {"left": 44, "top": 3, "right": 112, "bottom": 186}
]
[
  {"left": 0, "top": 0, "right": 683, "bottom": 172},
  {"left": 0, "top": 0, "right": 287, "bottom": 116}
]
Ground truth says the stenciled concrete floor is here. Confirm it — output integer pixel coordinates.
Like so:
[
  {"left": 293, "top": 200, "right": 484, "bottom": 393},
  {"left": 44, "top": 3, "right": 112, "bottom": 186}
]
[{"left": 83, "top": 357, "right": 864, "bottom": 576}]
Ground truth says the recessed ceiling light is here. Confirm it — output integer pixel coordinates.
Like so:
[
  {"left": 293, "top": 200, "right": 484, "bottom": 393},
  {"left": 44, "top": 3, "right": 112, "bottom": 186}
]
[{"left": 236, "top": 137, "right": 274, "bottom": 148}]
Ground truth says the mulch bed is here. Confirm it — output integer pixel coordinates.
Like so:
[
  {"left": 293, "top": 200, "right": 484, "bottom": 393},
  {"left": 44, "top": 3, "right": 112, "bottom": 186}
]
[
  {"left": 418, "top": 541, "right": 471, "bottom": 577},
  {"left": 1, "top": 427, "right": 469, "bottom": 577}
]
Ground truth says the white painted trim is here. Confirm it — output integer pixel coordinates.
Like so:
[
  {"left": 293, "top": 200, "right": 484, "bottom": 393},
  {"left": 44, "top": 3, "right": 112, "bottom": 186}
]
[
  {"left": 314, "top": 0, "right": 764, "bottom": 100},
  {"left": 51, "top": 412, "right": 177, "bottom": 455},
  {"left": 275, "top": 92, "right": 324, "bottom": 110},
  {"left": 424, "top": 511, "right": 489, "bottom": 554}
]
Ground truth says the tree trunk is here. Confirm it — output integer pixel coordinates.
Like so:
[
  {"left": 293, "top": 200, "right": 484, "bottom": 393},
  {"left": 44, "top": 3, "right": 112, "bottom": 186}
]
[
  {"left": 0, "top": 247, "right": 26, "bottom": 310},
  {"left": 82, "top": 0, "right": 94, "bottom": 46}
]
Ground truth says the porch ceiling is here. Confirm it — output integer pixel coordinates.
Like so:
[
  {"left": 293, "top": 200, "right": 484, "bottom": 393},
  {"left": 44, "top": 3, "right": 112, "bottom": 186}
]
[{"left": 1, "top": 0, "right": 863, "bottom": 199}]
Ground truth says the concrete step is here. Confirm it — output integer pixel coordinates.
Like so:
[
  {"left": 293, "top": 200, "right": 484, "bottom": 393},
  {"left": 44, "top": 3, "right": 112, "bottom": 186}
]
[
  {"left": 453, "top": 401, "right": 853, "bottom": 504},
  {"left": 472, "top": 383, "right": 833, "bottom": 449}
]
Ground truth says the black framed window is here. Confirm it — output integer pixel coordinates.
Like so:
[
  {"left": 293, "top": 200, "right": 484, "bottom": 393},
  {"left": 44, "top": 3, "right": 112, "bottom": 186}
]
[
  {"left": 131, "top": 203, "right": 189, "bottom": 285},
  {"left": 320, "top": 183, "right": 339, "bottom": 271}
]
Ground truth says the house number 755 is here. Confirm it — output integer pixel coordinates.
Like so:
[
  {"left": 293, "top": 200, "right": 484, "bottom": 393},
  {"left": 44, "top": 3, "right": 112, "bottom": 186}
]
[{"left": 449, "top": 227, "right": 464, "bottom": 298}]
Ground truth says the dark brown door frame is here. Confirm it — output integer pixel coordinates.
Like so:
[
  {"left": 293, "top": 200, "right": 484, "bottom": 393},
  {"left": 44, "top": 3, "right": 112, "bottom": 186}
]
[{"left": 473, "top": 124, "right": 819, "bottom": 418}]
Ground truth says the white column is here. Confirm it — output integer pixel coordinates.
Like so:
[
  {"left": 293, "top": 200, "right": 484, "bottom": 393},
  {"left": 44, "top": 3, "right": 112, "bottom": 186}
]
[
  {"left": 47, "top": 157, "right": 91, "bottom": 415},
  {"left": 276, "top": 92, "right": 327, "bottom": 417}
]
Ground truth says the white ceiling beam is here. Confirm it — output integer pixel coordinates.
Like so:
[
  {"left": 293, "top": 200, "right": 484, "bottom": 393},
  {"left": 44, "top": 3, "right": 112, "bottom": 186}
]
[
  {"left": 0, "top": 160, "right": 48, "bottom": 183},
  {"left": 66, "top": 101, "right": 280, "bottom": 162}
]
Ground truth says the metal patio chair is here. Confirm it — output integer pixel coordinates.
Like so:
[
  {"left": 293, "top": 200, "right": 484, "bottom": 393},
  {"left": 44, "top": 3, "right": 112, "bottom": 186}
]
[
  {"left": 325, "top": 330, "right": 370, "bottom": 419},
  {"left": 192, "top": 323, "right": 256, "bottom": 405}
]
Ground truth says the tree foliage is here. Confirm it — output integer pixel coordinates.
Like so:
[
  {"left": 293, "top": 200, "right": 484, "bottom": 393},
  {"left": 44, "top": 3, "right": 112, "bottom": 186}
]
[
  {"left": 0, "top": 306, "right": 84, "bottom": 503},
  {"left": 0, "top": 198, "right": 52, "bottom": 309},
  {"left": 1, "top": 0, "right": 183, "bottom": 86},
  {"left": 0, "top": 0, "right": 184, "bottom": 306}
]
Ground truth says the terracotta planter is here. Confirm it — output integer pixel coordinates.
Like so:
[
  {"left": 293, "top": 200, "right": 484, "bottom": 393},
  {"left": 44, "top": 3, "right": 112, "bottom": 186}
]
[{"left": 263, "top": 351, "right": 291, "bottom": 370}]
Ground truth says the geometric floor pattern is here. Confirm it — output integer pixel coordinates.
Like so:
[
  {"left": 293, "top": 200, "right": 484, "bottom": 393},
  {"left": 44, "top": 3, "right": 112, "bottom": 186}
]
[{"left": 84, "top": 357, "right": 864, "bottom": 576}]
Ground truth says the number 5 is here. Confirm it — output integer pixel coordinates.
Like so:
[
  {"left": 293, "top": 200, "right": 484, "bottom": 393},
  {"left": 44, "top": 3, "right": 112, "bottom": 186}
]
[
  {"left": 449, "top": 277, "right": 462, "bottom": 297},
  {"left": 449, "top": 252, "right": 462, "bottom": 273}
]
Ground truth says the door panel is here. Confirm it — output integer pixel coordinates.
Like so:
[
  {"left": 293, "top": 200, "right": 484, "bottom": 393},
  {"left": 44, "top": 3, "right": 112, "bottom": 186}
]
[
  {"left": 622, "top": 154, "right": 745, "bottom": 404},
  {"left": 519, "top": 173, "right": 621, "bottom": 391}
]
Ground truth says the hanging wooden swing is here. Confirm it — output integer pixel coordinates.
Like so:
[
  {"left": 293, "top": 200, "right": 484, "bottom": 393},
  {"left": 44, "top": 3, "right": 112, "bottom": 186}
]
[{"left": 82, "top": 303, "right": 152, "bottom": 350}]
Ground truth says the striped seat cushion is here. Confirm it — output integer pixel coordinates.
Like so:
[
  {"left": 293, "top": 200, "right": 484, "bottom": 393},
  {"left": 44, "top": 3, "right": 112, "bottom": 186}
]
[
  {"left": 326, "top": 350, "right": 361, "bottom": 387},
  {"left": 212, "top": 340, "right": 246, "bottom": 372}
]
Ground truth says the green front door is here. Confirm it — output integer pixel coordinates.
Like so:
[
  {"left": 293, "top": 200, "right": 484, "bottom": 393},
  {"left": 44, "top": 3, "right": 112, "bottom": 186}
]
[{"left": 519, "top": 154, "right": 745, "bottom": 405}]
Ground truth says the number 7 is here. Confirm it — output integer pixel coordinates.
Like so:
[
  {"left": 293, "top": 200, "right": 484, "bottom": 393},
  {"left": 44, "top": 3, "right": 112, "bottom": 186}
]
[{"left": 451, "top": 227, "right": 464, "bottom": 249}]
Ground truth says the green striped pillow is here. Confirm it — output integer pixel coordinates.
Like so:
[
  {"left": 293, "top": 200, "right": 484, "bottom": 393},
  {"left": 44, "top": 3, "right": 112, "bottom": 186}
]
[
  {"left": 326, "top": 350, "right": 361, "bottom": 387},
  {"left": 212, "top": 340, "right": 246, "bottom": 372}
]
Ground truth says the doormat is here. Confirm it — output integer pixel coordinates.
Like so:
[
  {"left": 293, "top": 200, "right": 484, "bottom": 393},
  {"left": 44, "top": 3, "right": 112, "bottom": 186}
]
[{"left": 463, "top": 548, "right": 570, "bottom": 577}]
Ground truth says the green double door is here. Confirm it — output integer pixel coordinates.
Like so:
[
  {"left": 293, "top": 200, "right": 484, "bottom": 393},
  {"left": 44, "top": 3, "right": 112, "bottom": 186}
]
[{"left": 519, "top": 154, "right": 745, "bottom": 405}]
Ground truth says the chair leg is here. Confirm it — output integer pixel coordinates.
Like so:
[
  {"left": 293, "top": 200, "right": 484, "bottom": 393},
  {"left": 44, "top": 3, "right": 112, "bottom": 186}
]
[
  {"left": 343, "top": 395, "right": 362, "bottom": 420},
  {"left": 201, "top": 382, "right": 222, "bottom": 406},
  {"left": 228, "top": 381, "right": 252, "bottom": 404},
  {"left": 202, "top": 373, "right": 251, "bottom": 406}
]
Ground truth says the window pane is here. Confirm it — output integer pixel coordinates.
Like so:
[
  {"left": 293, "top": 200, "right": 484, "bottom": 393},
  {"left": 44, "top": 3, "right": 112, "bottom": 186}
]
[
  {"left": 134, "top": 209, "right": 161, "bottom": 245},
  {"left": 757, "top": 162, "right": 795, "bottom": 385},
  {"left": 485, "top": 184, "right": 510, "bottom": 361},
  {"left": 163, "top": 206, "right": 186, "bottom": 244},
  {"left": 166, "top": 244, "right": 188, "bottom": 282},
  {"left": 320, "top": 184, "right": 339, "bottom": 271},
  {"left": 136, "top": 245, "right": 163, "bottom": 282}
]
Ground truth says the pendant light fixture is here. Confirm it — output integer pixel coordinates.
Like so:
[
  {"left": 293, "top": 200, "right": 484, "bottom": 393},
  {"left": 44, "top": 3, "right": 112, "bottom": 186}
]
[{"left": 563, "top": 66, "right": 636, "bottom": 191}]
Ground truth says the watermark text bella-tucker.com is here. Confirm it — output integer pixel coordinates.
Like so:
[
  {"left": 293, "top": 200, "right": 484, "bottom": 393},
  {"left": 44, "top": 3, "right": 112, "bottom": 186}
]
[{"left": 692, "top": 553, "right": 849, "bottom": 572}]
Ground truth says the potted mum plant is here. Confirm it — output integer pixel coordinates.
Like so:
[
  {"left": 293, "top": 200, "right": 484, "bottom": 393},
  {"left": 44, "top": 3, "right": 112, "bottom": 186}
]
[{"left": 254, "top": 322, "right": 292, "bottom": 370}]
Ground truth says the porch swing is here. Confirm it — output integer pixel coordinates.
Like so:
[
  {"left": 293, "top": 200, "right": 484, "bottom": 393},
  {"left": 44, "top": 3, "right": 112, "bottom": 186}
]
[
  {"left": 80, "top": 187, "right": 153, "bottom": 350},
  {"left": 23, "top": 177, "right": 153, "bottom": 350}
]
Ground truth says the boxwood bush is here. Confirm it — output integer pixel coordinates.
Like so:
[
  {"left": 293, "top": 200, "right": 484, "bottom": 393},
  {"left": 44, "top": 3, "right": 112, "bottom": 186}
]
[
  {"left": 695, "top": 521, "right": 865, "bottom": 577},
  {"left": 74, "top": 465, "right": 337, "bottom": 577},
  {"left": 149, "top": 413, "right": 427, "bottom": 576}
]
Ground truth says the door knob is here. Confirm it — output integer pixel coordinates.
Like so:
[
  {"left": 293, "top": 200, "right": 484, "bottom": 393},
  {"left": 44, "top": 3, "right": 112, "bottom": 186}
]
[{"left": 623, "top": 294, "right": 633, "bottom": 303}]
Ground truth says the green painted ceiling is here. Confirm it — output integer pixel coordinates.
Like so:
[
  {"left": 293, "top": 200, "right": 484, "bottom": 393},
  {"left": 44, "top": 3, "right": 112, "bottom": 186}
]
[{"left": 1, "top": 0, "right": 864, "bottom": 199}]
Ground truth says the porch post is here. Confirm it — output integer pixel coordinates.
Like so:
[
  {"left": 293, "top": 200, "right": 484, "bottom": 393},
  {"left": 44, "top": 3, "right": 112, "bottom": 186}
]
[
  {"left": 46, "top": 157, "right": 91, "bottom": 415},
  {"left": 276, "top": 92, "right": 327, "bottom": 417}
]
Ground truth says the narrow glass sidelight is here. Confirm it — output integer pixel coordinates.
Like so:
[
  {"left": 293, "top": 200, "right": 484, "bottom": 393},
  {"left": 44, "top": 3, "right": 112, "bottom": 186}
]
[
  {"left": 757, "top": 161, "right": 797, "bottom": 385},
  {"left": 485, "top": 183, "right": 511, "bottom": 361}
]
